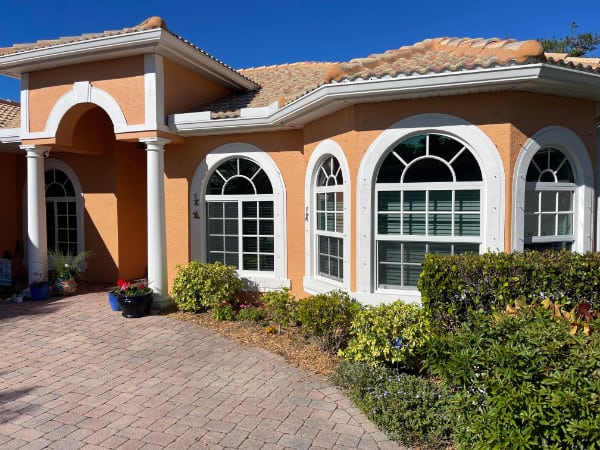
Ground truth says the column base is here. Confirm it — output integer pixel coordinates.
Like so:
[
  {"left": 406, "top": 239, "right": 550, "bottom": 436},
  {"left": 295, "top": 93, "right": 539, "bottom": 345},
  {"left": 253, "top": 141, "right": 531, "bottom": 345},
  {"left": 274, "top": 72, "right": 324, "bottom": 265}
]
[{"left": 151, "top": 294, "right": 177, "bottom": 314}]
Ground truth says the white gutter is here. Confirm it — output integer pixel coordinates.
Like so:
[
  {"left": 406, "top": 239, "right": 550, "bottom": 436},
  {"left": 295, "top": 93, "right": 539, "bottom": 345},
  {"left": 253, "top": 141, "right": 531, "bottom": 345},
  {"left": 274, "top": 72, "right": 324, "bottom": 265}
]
[
  {"left": 169, "top": 63, "right": 600, "bottom": 136},
  {"left": 0, "top": 127, "right": 21, "bottom": 143}
]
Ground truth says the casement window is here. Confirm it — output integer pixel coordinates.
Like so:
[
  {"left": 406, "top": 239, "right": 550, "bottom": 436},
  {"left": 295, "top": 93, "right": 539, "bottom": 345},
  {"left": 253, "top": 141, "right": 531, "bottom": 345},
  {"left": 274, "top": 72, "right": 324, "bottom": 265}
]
[
  {"left": 524, "top": 148, "right": 576, "bottom": 251},
  {"left": 314, "top": 156, "right": 345, "bottom": 282},
  {"left": 205, "top": 157, "right": 275, "bottom": 272},
  {"left": 375, "top": 134, "right": 483, "bottom": 289}
]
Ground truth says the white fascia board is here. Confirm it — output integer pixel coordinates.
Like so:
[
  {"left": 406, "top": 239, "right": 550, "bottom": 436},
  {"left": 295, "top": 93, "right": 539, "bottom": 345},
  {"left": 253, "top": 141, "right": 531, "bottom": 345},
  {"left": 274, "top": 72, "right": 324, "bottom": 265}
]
[
  {"left": 170, "top": 65, "right": 544, "bottom": 135},
  {"left": 536, "top": 65, "right": 600, "bottom": 100},
  {"left": 0, "top": 127, "right": 21, "bottom": 143},
  {"left": 156, "top": 32, "right": 258, "bottom": 91},
  {"left": 240, "top": 101, "right": 279, "bottom": 119},
  {"left": 0, "top": 29, "right": 163, "bottom": 74}
]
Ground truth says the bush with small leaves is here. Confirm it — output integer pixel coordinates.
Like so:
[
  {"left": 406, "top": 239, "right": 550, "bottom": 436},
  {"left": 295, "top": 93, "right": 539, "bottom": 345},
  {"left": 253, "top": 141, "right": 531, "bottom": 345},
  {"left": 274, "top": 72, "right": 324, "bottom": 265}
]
[
  {"left": 296, "top": 290, "right": 361, "bottom": 354},
  {"left": 262, "top": 288, "right": 298, "bottom": 331},
  {"left": 236, "top": 306, "right": 267, "bottom": 322},
  {"left": 171, "top": 261, "right": 242, "bottom": 313},
  {"left": 340, "top": 300, "right": 431, "bottom": 371},
  {"left": 332, "top": 360, "right": 453, "bottom": 449},
  {"left": 212, "top": 304, "right": 235, "bottom": 321}
]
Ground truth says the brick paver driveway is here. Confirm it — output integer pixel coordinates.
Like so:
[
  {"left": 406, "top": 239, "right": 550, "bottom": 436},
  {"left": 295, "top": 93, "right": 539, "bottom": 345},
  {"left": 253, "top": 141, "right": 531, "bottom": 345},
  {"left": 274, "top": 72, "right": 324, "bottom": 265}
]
[{"left": 0, "top": 290, "right": 399, "bottom": 449}]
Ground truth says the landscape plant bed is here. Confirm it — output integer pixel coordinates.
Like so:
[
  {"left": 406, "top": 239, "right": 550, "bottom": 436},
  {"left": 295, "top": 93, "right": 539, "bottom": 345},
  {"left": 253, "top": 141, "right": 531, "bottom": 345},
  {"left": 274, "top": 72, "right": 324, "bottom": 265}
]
[{"left": 168, "top": 311, "right": 340, "bottom": 377}]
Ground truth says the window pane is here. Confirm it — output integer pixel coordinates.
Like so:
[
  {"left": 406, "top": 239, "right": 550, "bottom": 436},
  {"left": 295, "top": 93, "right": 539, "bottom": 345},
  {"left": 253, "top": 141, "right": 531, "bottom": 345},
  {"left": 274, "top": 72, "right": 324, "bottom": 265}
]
[
  {"left": 524, "top": 191, "right": 538, "bottom": 213},
  {"left": 428, "top": 243, "right": 451, "bottom": 256},
  {"left": 259, "top": 237, "right": 274, "bottom": 253},
  {"left": 540, "top": 214, "right": 555, "bottom": 236},
  {"left": 336, "top": 213, "right": 344, "bottom": 233},
  {"left": 259, "top": 201, "right": 274, "bottom": 218},
  {"left": 558, "top": 191, "right": 573, "bottom": 212},
  {"left": 524, "top": 214, "right": 538, "bottom": 238},
  {"left": 317, "top": 212, "right": 325, "bottom": 231},
  {"left": 378, "top": 191, "right": 401, "bottom": 211},
  {"left": 403, "top": 159, "right": 453, "bottom": 183},
  {"left": 260, "top": 220, "right": 274, "bottom": 235},
  {"left": 541, "top": 192, "right": 556, "bottom": 212},
  {"left": 429, "top": 134, "right": 464, "bottom": 162},
  {"left": 225, "top": 237, "right": 238, "bottom": 252},
  {"left": 403, "top": 265, "right": 422, "bottom": 287},
  {"left": 378, "top": 264, "right": 402, "bottom": 287},
  {"left": 225, "top": 253, "right": 238, "bottom": 268},
  {"left": 224, "top": 219, "right": 238, "bottom": 234},
  {"left": 453, "top": 151, "right": 483, "bottom": 181},
  {"left": 224, "top": 202, "right": 238, "bottom": 218},
  {"left": 243, "top": 202, "right": 257, "bottom": 217},
  {"left": 317, "top": 193, "right": 326, "bottom": 211},
  {"left": 326, "top": 193, "right": 335, "bottom": 211},
  {"left": 455, "top": 214, "right": 480, "bottom": 236},
  {"left": 429, "top": 191, "right": 452, "bottom": 211},
  {"left": 319, "top": 235, "right": 329, "bottom": 253},
  {"left": 404, "top": 242, "right": 426, "bottom": 263},
  {"left": 556, "top": 160, "right": 575, "bottom": 183},
  {"left": 378, "top": 214, "right": 401, "bottom": 234},
  {"left": 428, "top": 214, "right": 451, "bottom": 236},
  {"left": 403, "top": 214, "right": 426, "bottom": 235},
  {"left": 335, "top": 192, "right": 344, "bottom": 211},
  {"left": 394, "top": 135, "right": 426, "bottom": 164},
  {"left": 243, "top": 237, "right": 257, "bottom": 252},
  {"left": 208, "top": 219, "right": 222, "bottom": 234},
  {"left": 455, "top": 191, "right": 480, "bottom": 211},
  {"left": 208, "top": 236, "right": 223, "bottom": 251},
  {"left": 557, "top": 214, "right": 573, "bottom": 235},
  {"left": 378, "top": 241, "right": 402, "bottom": 262},
  {"left": 377, "top": 152, "right": 405, "bottom": 183},
  {"left": 243, "top": 219, "right": 257, "bottom": 235},
  {"left": 326, "top": 213, "right": 335, "bottom": 232},
  {"left": 259, "top": 255, "right": 274, "bottom": 271},
  {"left": 243, "top": 254, "right": 258, "bottom": 270},
  {"left": 208, "top": 202, "right": 223, "bottom": 218},
  {"left": 403, "top": 191, "right": 425, "bottom": 211},
  {"left": 454, "top": 244, "right": 479, "bottom": 254}
]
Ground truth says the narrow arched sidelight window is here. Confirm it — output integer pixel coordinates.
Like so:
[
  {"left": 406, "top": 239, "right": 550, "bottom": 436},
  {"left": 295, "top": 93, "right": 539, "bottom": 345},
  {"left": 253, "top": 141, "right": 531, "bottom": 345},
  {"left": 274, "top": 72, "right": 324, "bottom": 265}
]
[
  {"left": 375, "top": 134, "right": 482, "bottom": 288},
  {"left": 314, "top": 156, "right": 344, "bottom": 282},
  {"left": 45, "top": 169, "right": 78, "bottom": 255},
  {"left": 205, "top": 157, "right": 275, "bottom": 272},
  {"left": 524, "top": 148, "right": 575, "bottom": 251}
]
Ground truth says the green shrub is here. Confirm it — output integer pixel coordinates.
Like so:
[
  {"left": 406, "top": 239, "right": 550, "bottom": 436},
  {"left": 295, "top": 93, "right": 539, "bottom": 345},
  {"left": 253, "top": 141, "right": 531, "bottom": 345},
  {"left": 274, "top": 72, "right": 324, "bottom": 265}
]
[
  {"left": 426, "top": 306, "right": 600, "bottom": 449},
  {"left": 262, "top": 288, "right": 298, "bottom": 331},
  {"left": 171, "top": 261, "right": 242, "bottom": 312},
  {"left": 236, "top": 306, "right": 267, "bottom": 322},
  {"left": 296, "top": 290, "right": 361, "bottom": 354},
  {"left": 340, "top": 300, "right": 431, "bottom": 370},
  {"left": 212, "top": 304, "right": 235, "bottom": 321},
  {"left": 419, "top": 250, "right": 600, "bottom": 331},
  {"left": 332, "top": 360, "right": 453, "bottom": 449}
]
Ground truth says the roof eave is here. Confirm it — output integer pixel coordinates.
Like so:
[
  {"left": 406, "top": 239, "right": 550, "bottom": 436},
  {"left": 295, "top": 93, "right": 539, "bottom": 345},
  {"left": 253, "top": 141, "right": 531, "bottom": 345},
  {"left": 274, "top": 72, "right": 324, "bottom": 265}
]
[
  {"left": 0, "top": 29, "right": 257, "bottom": 91},
  {"left": 169, "top": 65, "right": 554, "bottom": 135}
]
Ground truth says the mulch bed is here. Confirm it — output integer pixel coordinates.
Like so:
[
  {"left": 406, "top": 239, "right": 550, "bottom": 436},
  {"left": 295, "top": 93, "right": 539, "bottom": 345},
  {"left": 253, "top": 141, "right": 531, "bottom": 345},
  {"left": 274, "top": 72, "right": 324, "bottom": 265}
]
[{"left": 167, "top": 311, "right": 340, "bottom": 378}]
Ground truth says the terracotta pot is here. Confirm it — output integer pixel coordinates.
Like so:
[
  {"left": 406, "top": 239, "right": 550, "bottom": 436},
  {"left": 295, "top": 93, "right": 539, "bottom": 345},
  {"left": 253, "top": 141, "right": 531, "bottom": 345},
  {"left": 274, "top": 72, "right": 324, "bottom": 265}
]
[{"left": 54, "top": 277, "right": 77, "bottom": 296}]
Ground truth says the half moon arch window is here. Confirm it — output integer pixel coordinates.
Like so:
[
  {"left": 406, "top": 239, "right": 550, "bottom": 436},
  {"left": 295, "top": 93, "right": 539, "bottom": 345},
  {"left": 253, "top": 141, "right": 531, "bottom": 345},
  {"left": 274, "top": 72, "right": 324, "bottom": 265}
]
[{"left": 45, "top": 169, "right": 78, "bottom": 255}]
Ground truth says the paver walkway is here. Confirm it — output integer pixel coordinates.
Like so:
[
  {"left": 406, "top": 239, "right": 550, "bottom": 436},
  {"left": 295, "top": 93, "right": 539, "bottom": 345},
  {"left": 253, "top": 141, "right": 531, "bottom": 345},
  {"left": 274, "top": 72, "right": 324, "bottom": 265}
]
[{"left": 0, "top": 290, "right": 400, "bottom": 449}]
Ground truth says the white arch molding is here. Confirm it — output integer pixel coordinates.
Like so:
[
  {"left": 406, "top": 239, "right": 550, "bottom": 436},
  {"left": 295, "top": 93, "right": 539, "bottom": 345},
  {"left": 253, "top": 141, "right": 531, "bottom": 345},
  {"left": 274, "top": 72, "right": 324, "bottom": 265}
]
[
  {"left": 43, "top": 81, "right": 128, "bottom": 136},
  {"left": 355, "top": 113, "right": 506, "bottom": 304},
  {"left": 190, "top": 142, "right": 289, "bottom": 291},
  {"left": 513, "top": 126, "right": 594, "bottom": 252},
  {"left": 303, "top": 139, "right": 351, "bottom": 294}
]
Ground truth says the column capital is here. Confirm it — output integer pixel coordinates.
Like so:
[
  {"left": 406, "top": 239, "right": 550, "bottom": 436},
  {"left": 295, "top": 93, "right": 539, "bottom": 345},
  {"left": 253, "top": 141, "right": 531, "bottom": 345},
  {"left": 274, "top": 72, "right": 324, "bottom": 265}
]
[
  {"left": 139, "top": 137, "right": 170, "bottom": 150},
  {"left": 20, "top": 144, "right": 51, "bottom": 157}
]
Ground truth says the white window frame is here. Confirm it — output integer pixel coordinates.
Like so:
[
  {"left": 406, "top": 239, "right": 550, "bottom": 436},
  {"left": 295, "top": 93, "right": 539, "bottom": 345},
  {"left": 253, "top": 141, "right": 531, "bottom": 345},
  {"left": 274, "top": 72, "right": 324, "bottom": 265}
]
[
  {"left": 356, "top": 114, "right": 505, "bottom": 305},
  {"left": 513, "top": 126, "right": 593, "bottom": 253},
  {"left": 190, "top": 143, "right": 289, "bottom": 291},
  {"left": 304, "top": 140, "right": 351, "bottom": 294},
  {"left": 22, "top": 159, "right": 85, "bottom": 265}
]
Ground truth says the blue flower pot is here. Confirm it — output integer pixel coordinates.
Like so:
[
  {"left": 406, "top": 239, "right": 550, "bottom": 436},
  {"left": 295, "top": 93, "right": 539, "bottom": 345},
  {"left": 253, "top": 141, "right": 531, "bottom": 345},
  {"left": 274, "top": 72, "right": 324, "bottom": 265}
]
[
  {"left": 29, "top": 283, "right": 49, "bottom": 301},
  {"left": 108, "top": 291, "right": 121, "bottom": 311},
  {"left": 117, "top": 292, "right": 153, "bottom": 318}
]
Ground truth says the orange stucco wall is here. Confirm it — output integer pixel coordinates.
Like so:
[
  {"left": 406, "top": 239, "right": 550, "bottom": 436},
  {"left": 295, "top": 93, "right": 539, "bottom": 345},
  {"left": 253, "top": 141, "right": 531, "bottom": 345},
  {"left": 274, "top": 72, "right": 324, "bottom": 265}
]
[
  {"left": 163, "top": 59, "right": 232, "bottom": 118},
  {"left": 28, "top": 56, "right": 145, "bottom": 132},
  {"left": 161, "top": 91, "right": 596, "bottom": 297}
]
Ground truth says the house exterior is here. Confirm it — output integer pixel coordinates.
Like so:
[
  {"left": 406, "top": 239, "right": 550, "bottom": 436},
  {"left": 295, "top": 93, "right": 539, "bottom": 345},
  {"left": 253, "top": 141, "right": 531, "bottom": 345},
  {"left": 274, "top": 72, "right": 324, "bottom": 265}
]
[{"left": 0, "top": 16, "right": 599, "bottom": 308}]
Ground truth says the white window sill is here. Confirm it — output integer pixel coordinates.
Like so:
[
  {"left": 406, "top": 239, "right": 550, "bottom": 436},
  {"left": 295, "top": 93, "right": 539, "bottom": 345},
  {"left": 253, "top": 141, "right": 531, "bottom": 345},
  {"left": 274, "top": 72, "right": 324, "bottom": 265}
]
[
  {"left": 240, "top": 274, "right": 290, "bottom": 292},
  {"left": 303, "top": 276, "right": 345, "bottom": 295}
]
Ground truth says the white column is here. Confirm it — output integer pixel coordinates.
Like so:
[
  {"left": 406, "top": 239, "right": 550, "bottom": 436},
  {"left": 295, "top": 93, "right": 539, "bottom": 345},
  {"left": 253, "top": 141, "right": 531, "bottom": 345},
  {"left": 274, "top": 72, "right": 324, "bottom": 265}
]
[
  {"left": 22, "top": 145, "right": 49, "bottom": 284},
  {"left": 140, "top": 137, "right": 171, "bottom": 308}
]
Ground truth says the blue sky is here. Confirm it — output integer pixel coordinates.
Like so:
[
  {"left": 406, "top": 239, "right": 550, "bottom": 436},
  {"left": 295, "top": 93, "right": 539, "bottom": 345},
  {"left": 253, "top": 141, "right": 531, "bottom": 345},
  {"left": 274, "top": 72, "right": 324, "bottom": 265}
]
[{"left": 1, "top": 0, "right": 599, "bottom": 101}]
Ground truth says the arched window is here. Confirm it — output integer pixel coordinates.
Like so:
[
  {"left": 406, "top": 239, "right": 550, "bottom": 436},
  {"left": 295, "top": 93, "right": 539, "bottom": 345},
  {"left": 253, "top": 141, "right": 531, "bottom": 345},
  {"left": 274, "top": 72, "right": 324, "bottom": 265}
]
[
  {"left": 314, "top": 156, "right": 345, "bottom": 282},
  {"left": 45, "top": 168, "right": 79, "bottom": 255},
  {"left": 205, "top": 157, "right": 274, "bottom": 271},
  {"left": 375, "top": 134, "right": 483, "bottom": 288},
  {"left": 524, "top": 148, "right": 576, "bottom": 251}
]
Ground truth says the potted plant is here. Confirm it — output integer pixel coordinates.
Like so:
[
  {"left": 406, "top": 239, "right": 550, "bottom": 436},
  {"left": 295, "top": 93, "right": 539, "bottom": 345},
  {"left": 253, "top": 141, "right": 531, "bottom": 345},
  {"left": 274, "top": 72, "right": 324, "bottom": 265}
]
[
  {"left": 48, "top": 249, "right": 94, "bottom": 296},
  {"left": 29, "top": 271, "right": 49, "bottom": 300},
  {"left": 112, "top": 279, "right": 153, "bottom": 318},
  {"left": 12, "top": 278, "right": 23, "bottom": 303}
]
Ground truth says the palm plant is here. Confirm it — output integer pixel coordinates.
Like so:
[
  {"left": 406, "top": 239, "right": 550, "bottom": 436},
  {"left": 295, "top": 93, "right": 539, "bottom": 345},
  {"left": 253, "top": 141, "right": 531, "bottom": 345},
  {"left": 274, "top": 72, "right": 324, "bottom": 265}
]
[{"left": 48, "top": 249, "right": 94, "bottom": 279}]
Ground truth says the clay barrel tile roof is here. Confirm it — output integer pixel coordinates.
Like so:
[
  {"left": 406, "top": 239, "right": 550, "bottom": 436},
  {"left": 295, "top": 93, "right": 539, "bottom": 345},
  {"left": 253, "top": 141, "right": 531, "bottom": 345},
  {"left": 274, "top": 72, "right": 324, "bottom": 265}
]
[
  {"left": 324, "top": 37, "right": 546, "bottom": 82},
  {"left": 0, "top": 99, "right": 20, "bottom": 128}
]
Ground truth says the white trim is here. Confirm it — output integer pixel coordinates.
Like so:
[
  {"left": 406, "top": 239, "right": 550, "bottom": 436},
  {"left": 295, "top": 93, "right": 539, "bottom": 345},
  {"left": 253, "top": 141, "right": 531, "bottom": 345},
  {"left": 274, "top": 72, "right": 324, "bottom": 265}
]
[
  {"left": 356, "top": 113, "right": 505, "bottom": 303},
  {"left": 190, "top": 142, "right": 289, "bottom": 290},
  {"left": 43, "top": 159, "right": 86, "bottom": 259},
  {"left": 0, "top": 128, "right": 21, "bottom": 144},
  {"left": 597, "top": 123, "right": 600, "bottom": 251},
  {"left": 144, "top": 54, "right": 165, "bottom": 129},
  {"left": 170, "top": 64, "right": 600, "bottom": 136},
  {"left": 513, "top": 126, "right": 594, "bottom": 252},
  {"left": 240, "top": 101, "right": 279, "bottom": 119},
  {"left": 20, "top": 72, "right": 29, "bottom": 133},
  {"left": 303, "top": 140, "right": 351, "bottom": 294},
  {"left": 23, "top": 82, "right": 129, "bottom": 140}
]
